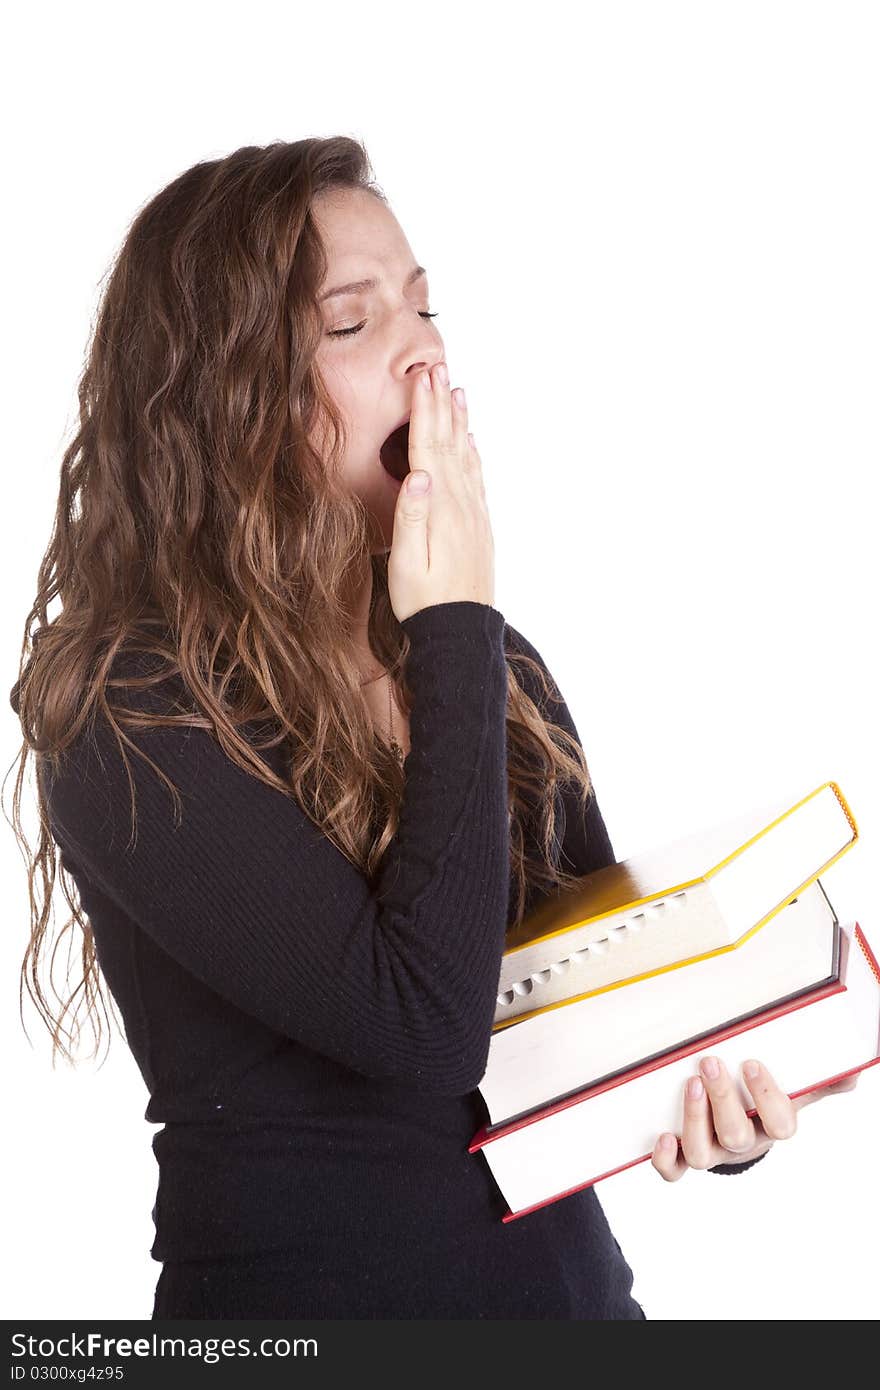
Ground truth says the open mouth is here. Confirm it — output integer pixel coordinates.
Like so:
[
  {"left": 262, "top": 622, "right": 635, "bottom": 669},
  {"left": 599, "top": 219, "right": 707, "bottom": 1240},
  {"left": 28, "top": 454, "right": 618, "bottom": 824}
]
[{"left": 379, "top": 420, "right": 411, "bottom": 482}]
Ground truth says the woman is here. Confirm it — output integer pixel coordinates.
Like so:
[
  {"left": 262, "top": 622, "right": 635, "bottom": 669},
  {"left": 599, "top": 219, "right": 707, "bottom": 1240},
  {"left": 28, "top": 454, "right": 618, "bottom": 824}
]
[{"left": 9, "top": 137, "right": 855, "bottom": 1320}]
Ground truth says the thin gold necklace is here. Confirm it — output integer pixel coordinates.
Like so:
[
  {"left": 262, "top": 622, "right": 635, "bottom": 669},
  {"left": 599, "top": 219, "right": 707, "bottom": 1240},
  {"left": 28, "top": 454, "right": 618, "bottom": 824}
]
[{"left": 387, "top": 672, "right": 405, "bottom": 765}]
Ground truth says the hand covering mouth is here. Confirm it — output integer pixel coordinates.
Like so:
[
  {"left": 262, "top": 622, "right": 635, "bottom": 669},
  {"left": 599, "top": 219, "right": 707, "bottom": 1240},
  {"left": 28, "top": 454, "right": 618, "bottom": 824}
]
[{"left": 379, "top": 418, "right": 411, "bottom": 481}]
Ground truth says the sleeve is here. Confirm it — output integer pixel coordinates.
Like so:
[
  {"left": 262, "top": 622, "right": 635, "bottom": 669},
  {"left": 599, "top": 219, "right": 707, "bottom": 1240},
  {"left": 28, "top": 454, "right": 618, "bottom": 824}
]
[
  {"left": 503, "top": 624, "right": 768, "bottom": 1179},
  {"left": 707, "top": 1152, "right": 770, "bottom": 1174},
  {"left": 42, "top": 600, "right": 512, "bottom": 1097}
]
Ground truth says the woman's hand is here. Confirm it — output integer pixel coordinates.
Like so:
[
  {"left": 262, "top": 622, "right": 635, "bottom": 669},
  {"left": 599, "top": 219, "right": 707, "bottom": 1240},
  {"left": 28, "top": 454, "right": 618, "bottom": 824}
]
[
  {"left": 650, "top": 1054, "right": 860, "bottom": 1182},
  {"left": 388, "top": 360, "right": 495, "bottom": 624}
]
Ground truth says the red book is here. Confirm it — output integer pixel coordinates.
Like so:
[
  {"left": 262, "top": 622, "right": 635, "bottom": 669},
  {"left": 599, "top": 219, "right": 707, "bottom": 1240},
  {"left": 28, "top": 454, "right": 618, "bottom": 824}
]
[{"left": 469, "top": 919, "right": 880, "bottom": 1223}]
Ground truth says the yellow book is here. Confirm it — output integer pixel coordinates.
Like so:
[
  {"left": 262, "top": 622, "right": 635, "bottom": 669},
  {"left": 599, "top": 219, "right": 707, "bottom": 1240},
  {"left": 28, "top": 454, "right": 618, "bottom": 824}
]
[{"left": 495, "top": 781, "right": 857, "bottom": 1031}]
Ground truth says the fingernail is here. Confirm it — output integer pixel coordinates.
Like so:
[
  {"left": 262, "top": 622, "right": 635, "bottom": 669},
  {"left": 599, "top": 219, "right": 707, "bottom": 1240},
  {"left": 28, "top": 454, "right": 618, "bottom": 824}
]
[
  {"left": 687, "top": 1076, "right": 704, "bottom": 1100},
  {"left": 436, "top": 362, "right": 449, "bottom": 386},
  {"left": 744, "top": 1060, "right": 760, "bottom": 1079},
  {"left": 421, "top": 371, "right": 432, "bottom": 391},
  {"left": 453, "top": 386, "right": 466, "bottom": 409},
  {"left": 407, "top": 470, "right": 430, "bottom": 494},
  {"left": 701, "top": 1056, "right": 720, "bottom": 1080},
  {"left": 659, "top": 1133, "right": 676, "bottom": 1151}
]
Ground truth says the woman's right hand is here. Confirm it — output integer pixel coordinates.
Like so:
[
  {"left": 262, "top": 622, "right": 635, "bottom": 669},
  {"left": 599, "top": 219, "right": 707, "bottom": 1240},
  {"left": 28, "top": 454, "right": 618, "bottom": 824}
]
[{"left": 388, "top": 361, "right": 495, "bottom": 624}]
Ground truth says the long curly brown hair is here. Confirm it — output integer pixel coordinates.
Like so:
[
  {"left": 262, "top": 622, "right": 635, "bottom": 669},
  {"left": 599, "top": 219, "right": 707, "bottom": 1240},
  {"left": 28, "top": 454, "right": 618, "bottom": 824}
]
[{"left": 6, "top": 136, "right": 597, "bottom": 1068}]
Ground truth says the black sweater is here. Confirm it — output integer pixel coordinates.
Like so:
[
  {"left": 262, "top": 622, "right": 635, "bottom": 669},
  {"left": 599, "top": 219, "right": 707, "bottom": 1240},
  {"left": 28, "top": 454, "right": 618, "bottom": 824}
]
[{"left": 39, "top": 600, "right": 763, "bottom": 1320}]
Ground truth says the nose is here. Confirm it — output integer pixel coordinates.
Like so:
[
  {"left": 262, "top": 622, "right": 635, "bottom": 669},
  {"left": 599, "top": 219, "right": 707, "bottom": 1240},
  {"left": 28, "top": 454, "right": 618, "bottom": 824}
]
[
  {"left": 411, "top": 306, "right": 443, "bottom": 355},
  {"left": 397, "top": 311, "right": 445, "bottom": 385},
  {"left": 409, "top": 337, "right": 446, "bottom": 374}
]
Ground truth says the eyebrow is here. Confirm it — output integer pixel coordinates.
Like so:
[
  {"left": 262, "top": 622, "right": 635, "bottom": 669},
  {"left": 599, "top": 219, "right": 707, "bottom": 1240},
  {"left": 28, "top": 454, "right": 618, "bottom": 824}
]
[{"left": 319, "top": 264, "right": 427, "bottom": 302}]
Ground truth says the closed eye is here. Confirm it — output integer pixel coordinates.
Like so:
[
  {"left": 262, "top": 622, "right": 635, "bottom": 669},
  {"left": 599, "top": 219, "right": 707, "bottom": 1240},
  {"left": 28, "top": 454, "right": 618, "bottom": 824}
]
[{"left": 328, "top": 311, "right": 439, "bottom": 339}]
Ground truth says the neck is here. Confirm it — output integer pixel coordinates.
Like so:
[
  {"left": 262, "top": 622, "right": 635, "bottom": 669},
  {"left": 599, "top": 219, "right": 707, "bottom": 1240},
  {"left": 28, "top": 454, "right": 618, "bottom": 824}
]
[{"left": 345, "top": 558, "right": 377, "bottom": 670}]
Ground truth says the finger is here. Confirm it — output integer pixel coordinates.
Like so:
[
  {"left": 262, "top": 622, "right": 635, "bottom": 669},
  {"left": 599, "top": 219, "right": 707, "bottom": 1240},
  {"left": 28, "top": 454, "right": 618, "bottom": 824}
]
[
  {"left": 424, "top": 361, "right": 456, "bottom": 461},
  {"left": 450, "top": 384, "right": 469, "bottom": 453},
  {"left": 679, "top": 1072, "right": 719, "bottom": 1168},
  {"left": 650, "top": 1132, "right": 688, "bottom": 1183},
  {"left": 435, "top": 364, "right": 482, "bottom": 500},
  {"left": 410, "top": 361, "right": 470, "bottom": 496},
  {"left": 408, "top": 365, "right": 449, "bottom": 483},
  {"left": 741, "top": 1060, "right": 797, "bottom": 1139},
  {"left": 468, "top": 433, "right": 488, "bottom": 500},
  {"left": 698, "top": 1055, "right": 757, "bottom": 1156}
]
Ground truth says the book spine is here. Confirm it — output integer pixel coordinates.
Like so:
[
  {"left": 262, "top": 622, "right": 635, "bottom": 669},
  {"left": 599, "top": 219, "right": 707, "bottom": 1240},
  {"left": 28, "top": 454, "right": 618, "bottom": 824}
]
[
  {"left": 856, "top": 924, "right": 880, "bottom": 985},
  {"left": 830, "top": 780, "right": 859, "bottom": 841}
]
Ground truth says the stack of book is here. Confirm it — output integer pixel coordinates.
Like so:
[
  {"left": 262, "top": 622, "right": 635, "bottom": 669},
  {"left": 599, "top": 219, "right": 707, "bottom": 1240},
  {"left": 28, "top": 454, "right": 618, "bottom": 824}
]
[{"left": 470, "top": 781, "right": 880, "bottom": 1222}]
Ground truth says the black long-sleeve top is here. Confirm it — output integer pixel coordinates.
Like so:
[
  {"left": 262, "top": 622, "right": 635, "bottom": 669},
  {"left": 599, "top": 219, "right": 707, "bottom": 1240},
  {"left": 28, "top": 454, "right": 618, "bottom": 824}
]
[{"left": 38, "top": 600, "right": 762, "bottom": 1320}]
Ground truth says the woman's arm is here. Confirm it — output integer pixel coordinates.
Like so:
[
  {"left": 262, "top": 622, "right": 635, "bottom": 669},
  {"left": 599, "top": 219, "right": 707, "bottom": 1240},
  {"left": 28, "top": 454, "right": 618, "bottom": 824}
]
[{"left": 43, "top": 601, "right": 512, "bottom": 1097}]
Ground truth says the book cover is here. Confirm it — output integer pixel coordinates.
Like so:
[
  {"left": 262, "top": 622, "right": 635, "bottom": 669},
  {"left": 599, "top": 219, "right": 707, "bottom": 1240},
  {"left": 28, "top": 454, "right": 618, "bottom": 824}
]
[
  {"left": 480, "top": 882, "right": 840, "bottom": 1127},
  {"left": 496, "top": 780, "right": 857, "bottom": 1029},
  {"left": 472, "top": 920, "right": 879, "bottom": 1222}
]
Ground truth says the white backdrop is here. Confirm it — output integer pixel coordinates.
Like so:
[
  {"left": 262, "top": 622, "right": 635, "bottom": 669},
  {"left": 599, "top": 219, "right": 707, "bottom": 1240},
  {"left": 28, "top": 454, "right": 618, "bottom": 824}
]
[{"left": 3, "top": 0, "right": 877, "bottom": 1323}]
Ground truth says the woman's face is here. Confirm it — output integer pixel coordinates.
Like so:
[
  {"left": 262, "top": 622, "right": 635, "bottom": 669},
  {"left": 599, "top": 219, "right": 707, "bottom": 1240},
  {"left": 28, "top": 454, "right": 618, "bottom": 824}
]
[{"left": 310, "top": 186, "right": 446, "bottom": 551}]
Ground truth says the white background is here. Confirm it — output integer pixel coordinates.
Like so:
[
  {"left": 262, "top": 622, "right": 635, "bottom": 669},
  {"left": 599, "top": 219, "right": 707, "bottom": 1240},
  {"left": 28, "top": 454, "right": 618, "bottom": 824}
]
[{"left": 3, "top": 0, "right": 877, "bottom": 1322}]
